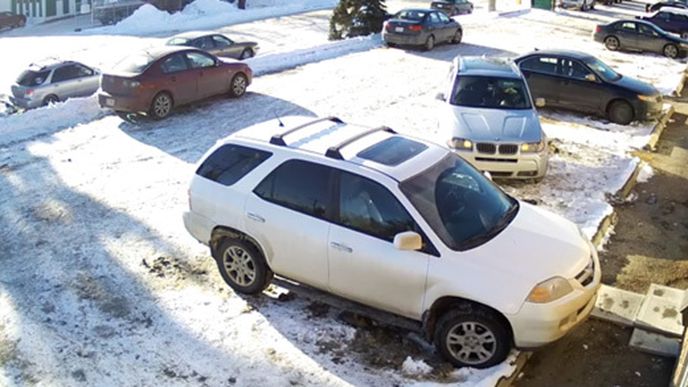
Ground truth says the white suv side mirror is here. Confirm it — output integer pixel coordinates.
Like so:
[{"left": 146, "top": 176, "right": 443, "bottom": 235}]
[{"left": 393, "top": 231, "right": 422, "bottom": 251}]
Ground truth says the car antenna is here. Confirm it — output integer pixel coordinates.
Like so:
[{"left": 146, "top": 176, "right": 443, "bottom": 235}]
[{"left": 273, "top": 112, "right": 284, "bottom": 127}]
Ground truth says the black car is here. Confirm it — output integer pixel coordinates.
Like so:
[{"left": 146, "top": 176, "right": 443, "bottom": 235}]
[
  {"left": 646, "top": 0, "right": 687, "bottom": 13},
  {"left": 431, "top": 0, "right": 474, "bottom": 16},
  {"left": 382, "top": 9, "right": 462, "bottom": 51},
  {"left": 593, "top": 19, "right": 688, "bottom": 58},
  {"left": 637, "top": 9, "right": 688, "bottom": 37},
  {"left": 515, "top": 50, "right": 663, "bottom": 125},
  {"left": 0, "top": 11, "right": 26, "bottom": 30}
]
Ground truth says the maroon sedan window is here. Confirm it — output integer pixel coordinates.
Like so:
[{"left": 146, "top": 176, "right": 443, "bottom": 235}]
[
  {"left": 186, "top": 52, "right": 215, "bottom": 69},
  {"left": 161, "top": 54, "right": 188, "bottom": 74}
]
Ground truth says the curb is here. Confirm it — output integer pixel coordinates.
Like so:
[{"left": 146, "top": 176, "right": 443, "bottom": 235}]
[
  {"left": 590, "top": 104, "right": 675, "bottom": 248},
  {"left": 496, "top": 352, "right": 532, "bottom": 387},
  {"left": 646, "top": 105, "right": 675, "bottom": 151},
  {"left": 673, "top": 70, "right": 688, "bottom": 98}
]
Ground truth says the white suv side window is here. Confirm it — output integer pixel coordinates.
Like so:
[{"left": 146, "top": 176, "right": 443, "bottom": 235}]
[
  {"left": 338, "top": 171, "right": 417, "bottom": 242},
  {"left": 253, "top": 159, "right": 334, "bottom": 219}
]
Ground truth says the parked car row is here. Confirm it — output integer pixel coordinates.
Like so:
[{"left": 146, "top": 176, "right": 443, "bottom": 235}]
[
  {"left": 9, "top": 32, "right": 257, "bottom": 113},
  {"left": 179, "top": 7, "right": 668, "bottom": 370}
]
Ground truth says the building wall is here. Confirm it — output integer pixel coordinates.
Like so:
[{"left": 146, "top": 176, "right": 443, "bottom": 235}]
[{"left": 2, "top": 0, "right": 81, "bottom": 22}]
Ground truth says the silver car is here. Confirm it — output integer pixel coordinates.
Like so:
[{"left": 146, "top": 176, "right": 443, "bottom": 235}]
[
  {"left": 10, "top": 60, "right": 101, "bottom": 109},
  {"left": 166, "top": 32, "right": 259, "bottom": 60},
  {"left": 437, "top": 56, "right": 549, "bottom": 181}
]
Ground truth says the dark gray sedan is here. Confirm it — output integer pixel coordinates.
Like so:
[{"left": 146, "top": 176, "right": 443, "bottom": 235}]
[
  {"left": 382, "top": 9, "right": 462, "bottom": 51},
  {"left": 594, "top": 19, "right": 688, "bottom": 58},
  {"left": 166, "top": 32, "right": 259, "bottom": 60}
]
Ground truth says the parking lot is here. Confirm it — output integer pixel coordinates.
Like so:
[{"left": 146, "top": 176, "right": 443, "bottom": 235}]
[{"left": 1, "top": 0, "right": 687, "bottom": 385}]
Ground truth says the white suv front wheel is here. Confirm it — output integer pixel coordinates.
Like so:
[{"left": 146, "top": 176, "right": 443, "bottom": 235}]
[
  {"left": 216, "top": 238, "right": 272, "bottom": 294},
  {"left": 434, "top": 305, "right": 511, "bottom": 368}
]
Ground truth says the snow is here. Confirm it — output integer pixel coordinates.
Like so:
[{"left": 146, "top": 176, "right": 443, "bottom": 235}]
[
  {"left": 0, "top": 96, "right": 104, "bottom": 147},
  {"left": 99, "top": 0, "right": 338, "bottom": 35},
  {"left": 637, "top": 162, "right": 655, "bottom": 183},
  {"left": 0, "top": 2, "right": 685, "bottom": 386},
  {"left": 402, "top": 356, "right": 433, "bottom": 376},
  {"left": 247, "top": 34, "right": 382, "bottom": 76}
]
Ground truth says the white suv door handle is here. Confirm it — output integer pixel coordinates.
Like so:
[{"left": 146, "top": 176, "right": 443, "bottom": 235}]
[
  {"left": 246, "top": 212, "right": 265, "bottom": 223},
  {"left": 330, "top": 242, "right": 353, "bottom": 253}
]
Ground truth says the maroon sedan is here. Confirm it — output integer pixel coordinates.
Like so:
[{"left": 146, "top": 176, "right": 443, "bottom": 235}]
[
  {"left": 0, "top": 11, "right": 26, "bottom": 29},
  {"left": 99, "top": 46, "right": 252, "bottom": 120}
]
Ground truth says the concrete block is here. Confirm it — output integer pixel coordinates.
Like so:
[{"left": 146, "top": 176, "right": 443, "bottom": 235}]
[
  {"left": 592, "top": 284, "right": 644, "bottom": 327},
  {"left": 636, "top": 284, "right": 686, "bottom": 337},
  {"left": 630, "top": 328, "right": 681, "bottom": 358}
]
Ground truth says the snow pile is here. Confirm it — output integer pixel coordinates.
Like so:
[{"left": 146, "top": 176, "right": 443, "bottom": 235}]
[
  {"left": 401, "top": 357, "right": 433, "bottom": 376},
  {"left": 449, "top": 353, "right": 519, "bottom": 387},
  {"left": 181, "top": 0, "right": 236, "bottom": 15},
  {"left": 102, "top": 0, "right": 337, "bottom": 35},
  {"left": 0, "top": 95, "right": 104, "bottom": 148},
  {"left": 637, "top": 162, "right": 654, "bottom": 183},
  {"left": 247, "top": 34, "right": 382, "bottom": 76}
]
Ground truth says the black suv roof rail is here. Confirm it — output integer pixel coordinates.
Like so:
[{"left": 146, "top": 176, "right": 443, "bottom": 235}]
[
  {"left": 269, "top": 116, "right": 344, "bottom": 146},
  {"left": 325, "top": 126, "right": 397, "bottom": 160}
]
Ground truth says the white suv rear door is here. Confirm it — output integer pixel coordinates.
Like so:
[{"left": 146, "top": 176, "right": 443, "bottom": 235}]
[{"left": 245, "top": 159, "right": 334, "bottom": 289}]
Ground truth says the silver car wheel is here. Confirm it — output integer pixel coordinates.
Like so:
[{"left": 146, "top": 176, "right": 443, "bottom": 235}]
[
  {"left": 153, "top": 94, "right": 171, "bottom": 118},
  {"left": 445, "top": 321, "right": 497, "bottom": 365},
  {"left": 223, "top": 245, "right": 256, "bottom": 287},
  {"left": 665, "top": 44, "right": 678, "bottom": 58},
  {"left": 232, "top": 75, "right": 247, "bottom": 96},
  {"left": 240, "top": 49, "right": 253, "bottom": 60}
]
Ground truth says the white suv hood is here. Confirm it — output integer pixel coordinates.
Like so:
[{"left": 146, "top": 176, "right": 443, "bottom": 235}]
[
  {"left": 441, "top": 104, "right": 543, "bottom": 143},
  {"left": 472, "top": 202, "right": 590, "bottom": 283}
]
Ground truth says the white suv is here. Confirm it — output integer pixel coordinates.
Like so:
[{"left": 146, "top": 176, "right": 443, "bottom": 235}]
[{"left": 184, "top": 116, "right": 601, "bottom": 368}]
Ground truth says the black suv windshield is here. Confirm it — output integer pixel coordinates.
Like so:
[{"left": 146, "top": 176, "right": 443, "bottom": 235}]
[
  {"left": 584, "top": 57, "right": 621, "bottom": 82},
  {"left": 450, "top": 75, "right": 531, "bottom": 109},
  {"left": 400, "top": 153, "right": 518, "bottom": 251}
]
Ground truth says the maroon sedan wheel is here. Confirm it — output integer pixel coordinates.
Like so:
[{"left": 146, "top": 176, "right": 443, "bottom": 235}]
[{"left": 229, "top": 73, "right": 248, "bottom": 98}]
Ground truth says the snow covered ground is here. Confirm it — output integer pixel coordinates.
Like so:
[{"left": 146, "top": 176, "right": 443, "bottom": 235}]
[{"left": 1, "top": 2, "right": 685, "bottom": 386}]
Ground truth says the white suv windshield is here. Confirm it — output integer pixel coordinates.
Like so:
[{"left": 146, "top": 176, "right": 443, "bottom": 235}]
[
  {"left": 450, "top": 75, "right": 532, "bottom": 109},
  {"left": 400, "top": 153, "right": 518, "bottom": 251}
]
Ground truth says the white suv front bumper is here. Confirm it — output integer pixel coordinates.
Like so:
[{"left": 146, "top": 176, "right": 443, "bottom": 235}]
[{"left": 507, "top": 247, "right": 602, "bottom": 348}]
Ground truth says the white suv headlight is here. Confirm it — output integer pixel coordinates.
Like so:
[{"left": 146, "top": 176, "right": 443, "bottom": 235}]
[
  {"left": 527, "top": 277, "right": 574, "bottom": 303},
  {"left": 448, "top": 137, "right": 473, "bottom": 151},
  {"left": 520, "top": 138, "right": 545, "bottom": 153}
]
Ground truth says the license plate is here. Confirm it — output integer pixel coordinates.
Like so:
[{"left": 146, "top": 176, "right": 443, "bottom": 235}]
[
  {"left": 105, "top": 98, "right": 114, "bottom": 107},
  {"left": 395, "top": 27, "right": 404, "bottom": 32}
]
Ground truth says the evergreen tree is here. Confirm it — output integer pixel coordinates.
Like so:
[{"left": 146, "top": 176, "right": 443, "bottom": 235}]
[{"left": 329, "top": 0, "right": 387, "bottom": 40}]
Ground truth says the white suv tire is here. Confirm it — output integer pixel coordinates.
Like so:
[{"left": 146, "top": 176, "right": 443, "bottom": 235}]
[
  {"left": 434, "top": 304, "right": 512, "bottom": 368},
  {"left": 216, "top": 238, "right": 273, "bottom": 294}
]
